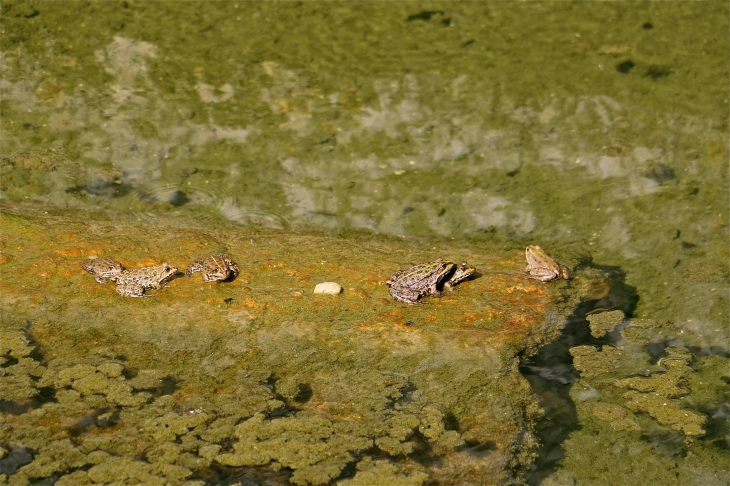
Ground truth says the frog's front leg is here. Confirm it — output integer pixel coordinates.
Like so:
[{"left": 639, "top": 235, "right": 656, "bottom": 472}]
[
  {"left": 116, "top": 284, "right": 147, "bottom": 298},
  {"left": 389, "top": 284, "right": 426, "bottom": 304},
  {"left": 426, "top": 281, "right": 444, "bottom": 298}
]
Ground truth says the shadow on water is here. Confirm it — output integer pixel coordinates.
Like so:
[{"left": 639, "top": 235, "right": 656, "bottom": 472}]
[
  {"left": 520, "top": 265, "right": 639, "bottom": 485},
  {"left": 0, "top": 447, "right": 33, "bottom": 476},
  {"left": 198, "top": 465, "right": 293, "bottom": 486}
]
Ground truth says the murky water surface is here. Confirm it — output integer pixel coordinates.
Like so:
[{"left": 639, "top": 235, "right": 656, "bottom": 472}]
[{"left": 1, "top": 1, "right": 728, "bottom": 485}]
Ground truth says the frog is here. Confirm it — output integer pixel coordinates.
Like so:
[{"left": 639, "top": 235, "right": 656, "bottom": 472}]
[
  {"left": 443, "top": 261, "right": 477, "bottom": 291},
  {"left": 186, "top": 254, "right": 239, "bottom": 282},
  {"left": 82, "top": 257, "right": 124, "bottom": 284},
  {"left": 386, "top": 258, "right": 476, "bottom": 304},
  {"left": 111, "top": 263, "right": 179, "bottom": 297},
  {"left": 524, "top": 245, "right": 571, "bottom": 282}
]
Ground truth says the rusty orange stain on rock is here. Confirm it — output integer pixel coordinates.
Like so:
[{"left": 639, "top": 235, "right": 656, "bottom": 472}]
[
  {"left": 19, "top": 260, "right": 58, "bottom": 278},
  {"left": 133, "top": 258, "right": 160, "bottom": 267},
  {"left": 461, "top": 311, "right": 479, "bottom": 324},
  {"left": 55, "top": 247, "right": 83, "bottom": 257},
  {"left": 378, "top": 309, "right": 406, "bottom": 321},
  {"left": 261, "top": 261, "right": 286, "bottom": 268},
  {"left": 346, "top": 288, "right": 370, "bottom": 299},
  {"left": 239, "top": 297, "right": 263, "bottom": 308}
]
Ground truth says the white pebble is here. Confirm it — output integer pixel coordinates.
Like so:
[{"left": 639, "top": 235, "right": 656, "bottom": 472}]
[{"left": 313, "top": 282, "right": 342, "bottom": 295}]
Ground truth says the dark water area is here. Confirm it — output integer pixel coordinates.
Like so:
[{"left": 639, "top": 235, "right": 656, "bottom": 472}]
[{"left": 1, "top": 1, "right": 728, "bottom": 484}]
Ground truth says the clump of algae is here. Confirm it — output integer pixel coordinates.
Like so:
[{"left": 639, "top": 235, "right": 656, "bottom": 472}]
[
  {"left": 570, "top": 340, "right": 706, "bottom": 437},
  {"left": 613, "top": 348, "right": 706, "bottom": 436},
  {"left": 214, "top": 371, "right": 462, "bottom": 485},
  {"left": 553, "top": 316, "right": 727, "bottom": 485},
  {"left": 569, "top": 344, "right": 624, "bottom": 379},
  {"left": 586, "top": 309, "right": 625, "bottom": 338},
  {"left": 0, "top": 336, "right": 456, "bottom": 485},
  {"left": 0, "top": 329, "right": 45, "bottom": 402},
  {"left": 339, "top": 456, "right": 429, "bottom": 486}
]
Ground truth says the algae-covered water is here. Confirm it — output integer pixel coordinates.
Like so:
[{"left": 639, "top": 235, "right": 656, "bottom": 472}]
[{"left": 1, "top": 1, "right": 728, "bottom": 485}]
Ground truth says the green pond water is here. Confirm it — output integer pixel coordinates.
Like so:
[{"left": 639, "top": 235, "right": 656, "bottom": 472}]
[{"left": 1, "top": 1, "right": 728, "bottom": 485}]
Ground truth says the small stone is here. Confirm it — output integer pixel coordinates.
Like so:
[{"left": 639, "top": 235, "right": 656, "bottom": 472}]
[{"left": 313, "top": 282, "right": 342, "bottom": 295}]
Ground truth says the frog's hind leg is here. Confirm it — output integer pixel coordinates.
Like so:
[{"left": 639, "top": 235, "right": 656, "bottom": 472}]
[
  {"left": 116, "top": 284, "right": 147, "bottom": 298},
  {"left": 389, "top": 286, "right": 426, "bottom": 304},
  {"left": 185, "top": 259, "right": 204, "bottom": 277},
  {"left": 427, "top": 282, "right": 445, "bottom": 298}
]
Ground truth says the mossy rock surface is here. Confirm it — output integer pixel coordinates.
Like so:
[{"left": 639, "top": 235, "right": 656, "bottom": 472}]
[{"left": 0, "top": 202, "right": 581, "bottom": 484}]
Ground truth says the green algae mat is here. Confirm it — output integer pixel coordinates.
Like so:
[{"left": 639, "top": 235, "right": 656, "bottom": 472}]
[{"left": 0, "top": 202, "right": 581, "bottom": 485}]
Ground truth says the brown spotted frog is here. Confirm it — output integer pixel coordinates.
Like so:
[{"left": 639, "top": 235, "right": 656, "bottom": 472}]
[
  {"left": 386, "top": 258, "right": 476, "bottom": 304},
  {"left": 82, "top": 258, "right": 178, "bottom": 297},
  {"left": 524, "top": 245, "right": 571, "bottom": 282},
  {"left": 186, "top": 254, "right": 239, "bottom": 282},
  {"left": 82, "top": 257, "right": 124, "bottom": 284},
  {"left": 112, "top": 263, "right": 179, "bottom": 297}
]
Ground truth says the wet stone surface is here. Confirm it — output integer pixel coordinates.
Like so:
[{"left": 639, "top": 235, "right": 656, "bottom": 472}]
[{"left": 0, "top": 202, "right": 582, "bottom": 485}]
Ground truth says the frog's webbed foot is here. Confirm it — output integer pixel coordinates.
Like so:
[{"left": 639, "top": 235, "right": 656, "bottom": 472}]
[{"left": 95, "top": 276, "right": 108, "bottom": 284}]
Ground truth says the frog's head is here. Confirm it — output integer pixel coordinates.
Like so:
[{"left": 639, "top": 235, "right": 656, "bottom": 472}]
[
  {"left": 558, "top": 264, "right": 572, "bottom": 280},
  {"left": 157, "top": 263, "right": 179, "bottom": 284},
  {"left": 525, "top": 245, "right": 546, "bottom": 264},
  {"left": 82, "top": 257, "right": 124, "bottom": 277},
  {"left": 447, "top": 261, "right": 476, "bottom": 286},
  {"left": 434, "top": 259, "right": 457, "bottom": 280},
  {"left": 206, "top": 266, "right": 230, "bottom": 281}
]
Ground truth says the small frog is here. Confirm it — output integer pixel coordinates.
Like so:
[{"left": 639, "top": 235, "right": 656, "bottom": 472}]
[
  {"left": 82, "top": 257, "right": 124, "bottom": 284},
  {"left": 443, "top": 261, "right": 477, "bottom": 291},
  {"left": 386, "top": 258, "right": 476, "bottom": 304},
  {"left": 186, "top": 254, "right": 239, "bottom": 282},
  {"left": 111, "top": 263, "right": 179, "bottom": 297},
  {"left": 524, "top": 245, "right": 571, "bottom": 282}
]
